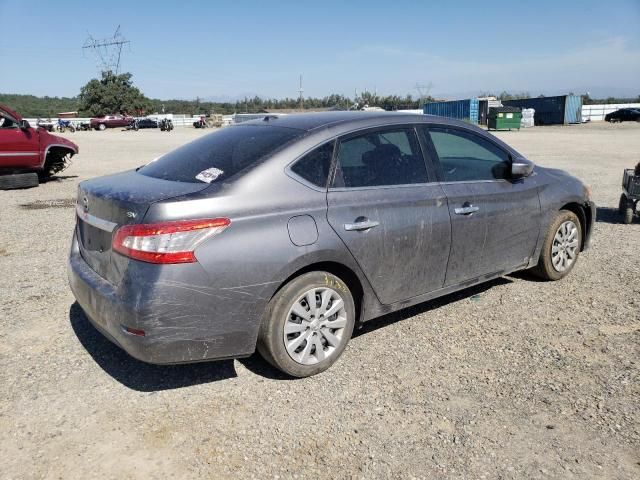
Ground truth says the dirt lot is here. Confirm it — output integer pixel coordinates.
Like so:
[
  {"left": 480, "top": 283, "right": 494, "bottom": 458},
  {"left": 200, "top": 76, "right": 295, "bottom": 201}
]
[{"left": 1, "top": 122, "right": 638, "bottom": 479}]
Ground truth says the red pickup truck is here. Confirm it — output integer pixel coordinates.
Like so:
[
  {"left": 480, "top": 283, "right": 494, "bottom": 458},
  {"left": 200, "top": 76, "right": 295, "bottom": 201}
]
[{"left": 0, "top": 104, "right": 79, "bottom": 189}]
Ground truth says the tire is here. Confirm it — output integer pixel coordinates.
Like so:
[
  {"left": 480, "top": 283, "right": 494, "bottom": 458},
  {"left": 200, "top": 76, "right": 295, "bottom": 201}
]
[
  {"left": 620, "top": 195, "right": 634, "bottom": 224},
  {"left": 0, "top": 173, "right": 39, "bottom": 190},
  {"left": 257, "top": 271, "right": 356, "bottom": 377},
  {"left": 530, "top": 210, "right": 582, "bottom": 281},
  {"left": 618, "top": 193, "right": 627, "bottom": 214},
  {"left": 98, "top": 123, "right": 106, "bottom": 131},
  {"left": 623, "top": 206, "right": 634, "bottom": 224}
]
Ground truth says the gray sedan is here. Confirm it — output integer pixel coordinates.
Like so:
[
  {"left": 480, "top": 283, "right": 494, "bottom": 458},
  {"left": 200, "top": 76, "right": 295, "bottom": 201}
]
[{"left": 68, "top": 112, "right": 595, "bottom": 377}]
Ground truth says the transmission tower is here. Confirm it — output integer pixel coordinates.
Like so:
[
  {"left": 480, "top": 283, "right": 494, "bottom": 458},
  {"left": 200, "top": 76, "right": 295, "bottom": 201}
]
[
  {"left": 415, "top": 82, "right": 434, "bottom": 105},
  {"left": 83, "top": 25, "right": 130, "bottom": 74}
]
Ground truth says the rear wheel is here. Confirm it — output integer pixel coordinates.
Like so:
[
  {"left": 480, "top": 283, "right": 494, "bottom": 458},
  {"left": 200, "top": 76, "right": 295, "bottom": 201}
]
[
  {"left": 257, "top": 271, "right": 356, "bottom": 377},
  {"left": 531, "top": 210, "right": 582, "bottom": 281}
]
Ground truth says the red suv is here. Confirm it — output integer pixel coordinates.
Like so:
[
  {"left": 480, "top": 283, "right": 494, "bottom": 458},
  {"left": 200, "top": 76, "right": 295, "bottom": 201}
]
[
  {"left": 0, "top": 104, "right": 78, "bottom": 189},
  {"left": 90, "top": 114, "right": 134, "bottom": 131}
]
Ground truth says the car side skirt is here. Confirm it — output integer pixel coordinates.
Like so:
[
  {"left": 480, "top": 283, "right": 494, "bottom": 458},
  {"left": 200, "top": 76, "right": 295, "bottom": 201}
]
[{"left": 363, "top": 262, "right": 529, "bottom": 321}]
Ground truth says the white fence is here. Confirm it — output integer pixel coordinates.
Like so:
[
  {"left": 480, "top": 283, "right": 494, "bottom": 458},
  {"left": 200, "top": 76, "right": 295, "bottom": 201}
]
[
  {"left": 23, "top": 114, "right": 236, "bottom": 128},
  {"left": 581, "top": 103, "right": 640, "bottom": 122}
]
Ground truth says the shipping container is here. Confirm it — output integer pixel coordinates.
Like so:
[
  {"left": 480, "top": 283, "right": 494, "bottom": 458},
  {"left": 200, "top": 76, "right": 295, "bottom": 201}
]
[
  {"left": 563, "top": 95, "right": 583, "bottom": 124},
  {"left": 423, "top": 98, "right": 479, "bottom": 124},
  {"left": 502, "top": 95, "right": 582, "bottom": 125}
]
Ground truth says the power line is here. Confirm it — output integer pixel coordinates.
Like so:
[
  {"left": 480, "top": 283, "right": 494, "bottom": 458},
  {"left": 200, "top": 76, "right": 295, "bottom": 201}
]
[{"left": 82, "top": 25, "right": 130, "bottom": 74}]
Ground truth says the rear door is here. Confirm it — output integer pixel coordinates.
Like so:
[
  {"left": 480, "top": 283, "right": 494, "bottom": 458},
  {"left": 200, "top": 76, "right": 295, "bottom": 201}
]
[
  {"left": 326, "top": 126, "right": 451, "bottom": 304},
  {"left": 0, "top": 108, "right": 40, "bottom": 170},
  {"left": 420, "top": 125, "right": 541, "bottom": 286}
]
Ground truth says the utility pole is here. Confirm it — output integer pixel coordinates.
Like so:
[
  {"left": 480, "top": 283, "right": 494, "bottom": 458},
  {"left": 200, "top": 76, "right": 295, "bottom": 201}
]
[
  {"left": 83, "top": 25, "right": 130, "bottom": 74},
  {"left": 298, "top": 74, "right": 304, "bottom": 111}
]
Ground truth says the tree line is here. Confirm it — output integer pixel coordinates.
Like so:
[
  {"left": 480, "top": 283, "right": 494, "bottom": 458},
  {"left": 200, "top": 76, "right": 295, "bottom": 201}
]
[
  {"left": 0, "top": 71, "right": 430, "bottom": 117},
  {"left": 2, "top": 71, "right": 638, "bottom": 118}
]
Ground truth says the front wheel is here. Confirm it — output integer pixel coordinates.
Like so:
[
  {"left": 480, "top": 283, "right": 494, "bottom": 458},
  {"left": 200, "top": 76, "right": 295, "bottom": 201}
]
[
  {"left": 98, "top": 123, "right": 106, "bottom": 131},
  {"left": 530, "top": 210, "right": 582, "bottom": 281},
  {"left": 257, "top": 271, "right": 356, "bottom": 377}
]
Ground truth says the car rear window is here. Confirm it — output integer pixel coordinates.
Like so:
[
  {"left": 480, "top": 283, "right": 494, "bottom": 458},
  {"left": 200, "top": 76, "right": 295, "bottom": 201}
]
[{"left": 139, "top": 125, "right": 302, "bottom": 183}]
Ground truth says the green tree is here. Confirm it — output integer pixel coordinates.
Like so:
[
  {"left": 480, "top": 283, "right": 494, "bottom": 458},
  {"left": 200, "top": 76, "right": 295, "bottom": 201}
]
[
  {"left": 78, "top": 71, "right": 151, "bottom": 116},
  {"left": 497, "top": 91, "right": 531, "bottom": 101}
]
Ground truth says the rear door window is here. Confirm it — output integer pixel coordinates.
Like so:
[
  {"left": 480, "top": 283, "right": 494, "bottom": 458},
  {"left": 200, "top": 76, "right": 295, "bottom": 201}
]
[
  {"left": 140, "top": 125, "right": 302, "bottom": 183},
  {"left": 332, "top": 128, "right": 428, "bottom": 188}
]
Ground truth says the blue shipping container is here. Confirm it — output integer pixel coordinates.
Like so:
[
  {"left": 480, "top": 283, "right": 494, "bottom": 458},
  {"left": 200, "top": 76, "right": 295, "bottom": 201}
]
[
  {"left": 502, "top": 95, "right": 582, "bottom": 125},
  {"left": 563, "top": 95, "right": 582, "bottom": 124},
  {"left": 423, "top": 98, "right": 479, "bottom": 124}
]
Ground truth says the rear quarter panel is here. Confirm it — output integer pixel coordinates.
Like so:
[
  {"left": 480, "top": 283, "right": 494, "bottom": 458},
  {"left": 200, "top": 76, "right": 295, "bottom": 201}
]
[{"left": 143, "top": 156, "right": 378, "bottom": 351}]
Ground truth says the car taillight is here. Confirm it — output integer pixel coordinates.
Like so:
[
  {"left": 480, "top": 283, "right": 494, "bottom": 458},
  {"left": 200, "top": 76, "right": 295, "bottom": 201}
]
[{"left": 112, "top": 218, "right": 230, "bottom": 264}]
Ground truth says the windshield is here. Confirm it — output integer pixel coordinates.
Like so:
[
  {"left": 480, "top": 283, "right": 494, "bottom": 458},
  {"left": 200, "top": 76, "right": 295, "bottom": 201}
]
[{"left": 139, "top": 125, "right": 302, "bottom": 184}]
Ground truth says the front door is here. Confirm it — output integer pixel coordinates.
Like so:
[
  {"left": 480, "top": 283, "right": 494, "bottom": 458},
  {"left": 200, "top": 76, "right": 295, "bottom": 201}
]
[
  {"left": 0, "top": 108, "right": 40, "bottom": 170},
  {"left": 422, "top": 126, "right": 541, "bottom": 286},
  {"left": 327, "top": 126, "right": 451, "bottom": 305}
]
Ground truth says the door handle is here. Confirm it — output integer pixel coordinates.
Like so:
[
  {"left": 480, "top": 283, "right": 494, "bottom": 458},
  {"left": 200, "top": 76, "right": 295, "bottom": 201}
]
[
  {"left": 344, "top": 219, "right": 380, "bottom": 231},
  {"left": 454, "top": 204, "right": 480, "bottom": 215}
]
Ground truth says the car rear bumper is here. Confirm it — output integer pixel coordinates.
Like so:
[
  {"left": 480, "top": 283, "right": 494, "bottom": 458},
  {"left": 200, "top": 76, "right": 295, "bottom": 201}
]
[{"left": 67, "top": 232, "right": 257, "bottom": 364}]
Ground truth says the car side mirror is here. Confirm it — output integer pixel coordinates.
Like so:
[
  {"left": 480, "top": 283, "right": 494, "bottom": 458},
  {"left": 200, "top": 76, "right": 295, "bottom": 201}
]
[
  {"left": 511, "top": 156, "right": 534, "bottom": 178},
  {"left": 19, "top": 119, "right": 31, "bottom": 130}
]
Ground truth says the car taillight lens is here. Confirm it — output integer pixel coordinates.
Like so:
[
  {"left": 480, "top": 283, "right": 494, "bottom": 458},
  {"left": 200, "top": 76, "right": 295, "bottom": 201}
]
[{"left": 112, "top": 218, "right": 230, "bottom": 264}]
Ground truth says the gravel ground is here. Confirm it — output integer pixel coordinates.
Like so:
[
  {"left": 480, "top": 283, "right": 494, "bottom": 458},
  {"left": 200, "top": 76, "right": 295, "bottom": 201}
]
[{"left": 1, "top": 122, "right": 638, "bottom": 479}]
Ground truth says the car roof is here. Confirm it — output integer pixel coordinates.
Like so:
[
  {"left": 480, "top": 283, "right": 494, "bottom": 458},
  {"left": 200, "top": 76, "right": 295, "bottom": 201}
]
[{"left": 240, "top": 111, "right": 448, "bottom": 132}]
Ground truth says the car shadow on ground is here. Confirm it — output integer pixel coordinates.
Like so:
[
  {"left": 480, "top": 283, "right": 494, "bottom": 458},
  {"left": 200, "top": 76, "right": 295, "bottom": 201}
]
[
  {"left": 353, "top": 277, "right": 512, "bottom": 339},
  {"left": 40, "top": 175, "right": 78, "bottom": 183},
  {"left": 237, "top": 354, "right": 294, "bottom": 380},
  {"left": 596, "top": 206, "right": 622, "bottom": 224},
  {"left": 69, "top": 302, "right": 238, "bottom": 392},
  {"left": 237, "top": 278, "right": 517, "bottom": 380}
]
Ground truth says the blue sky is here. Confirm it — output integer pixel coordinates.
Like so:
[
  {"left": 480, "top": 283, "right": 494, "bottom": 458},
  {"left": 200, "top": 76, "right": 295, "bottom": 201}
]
[{"left": 1, "top": 0, "right": 639, "bottom": 100}]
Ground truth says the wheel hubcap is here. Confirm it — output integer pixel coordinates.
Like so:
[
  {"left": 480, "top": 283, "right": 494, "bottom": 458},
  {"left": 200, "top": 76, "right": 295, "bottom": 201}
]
[
  {"left": 551, "top": 220, "right": 579, "bottom": 272},
  {"left": 283, "top": 287, "right": 347, "bottom": 365}
]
